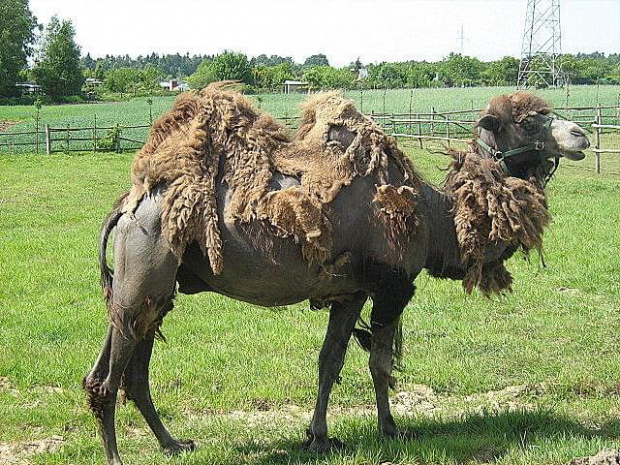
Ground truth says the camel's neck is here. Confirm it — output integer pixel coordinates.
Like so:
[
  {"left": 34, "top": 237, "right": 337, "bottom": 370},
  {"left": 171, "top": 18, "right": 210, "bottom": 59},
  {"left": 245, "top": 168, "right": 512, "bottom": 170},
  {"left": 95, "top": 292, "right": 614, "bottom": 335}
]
[
  {"left": 418, "top": 180, "right": 518, "bottom": 283},
  {"left": 419, "top": 183, "right": 467, "bottom": 280}
]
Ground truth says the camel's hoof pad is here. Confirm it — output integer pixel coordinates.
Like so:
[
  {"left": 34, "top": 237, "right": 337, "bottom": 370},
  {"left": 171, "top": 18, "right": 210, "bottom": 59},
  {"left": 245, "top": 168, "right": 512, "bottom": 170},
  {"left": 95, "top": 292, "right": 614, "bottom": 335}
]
[
  {"left": 163, "top": 439, "right": 196, "bottom": 455},
  {"left": 304, "top": 432, "right": 344, "bottom": 453}
]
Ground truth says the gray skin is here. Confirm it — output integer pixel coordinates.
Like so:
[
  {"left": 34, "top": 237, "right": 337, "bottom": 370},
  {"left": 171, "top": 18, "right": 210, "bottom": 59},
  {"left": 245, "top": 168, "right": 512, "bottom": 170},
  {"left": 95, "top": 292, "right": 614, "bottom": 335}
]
[{"left": 84, "top": 109, "right": 589, "bottom": 465}]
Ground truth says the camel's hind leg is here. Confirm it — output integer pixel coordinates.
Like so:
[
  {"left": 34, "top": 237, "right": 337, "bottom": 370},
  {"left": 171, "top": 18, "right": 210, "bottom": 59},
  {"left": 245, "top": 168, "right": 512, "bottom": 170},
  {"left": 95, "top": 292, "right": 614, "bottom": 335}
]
[
  {"left": 123, "top": 328, "right": 196, "bottom": 454},
  {"left": 84, "top": 191, "right": 180, "bottom": 465},
  {"left": 306, "top": 292, "right": 367, "bottom": 452}
]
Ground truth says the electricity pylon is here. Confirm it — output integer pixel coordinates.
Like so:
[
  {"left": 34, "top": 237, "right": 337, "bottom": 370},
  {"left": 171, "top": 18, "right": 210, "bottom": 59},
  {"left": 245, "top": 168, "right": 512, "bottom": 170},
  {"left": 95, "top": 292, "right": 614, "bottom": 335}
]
[{"left": 517, "top": 0, "right": 563, "bottom": 88}]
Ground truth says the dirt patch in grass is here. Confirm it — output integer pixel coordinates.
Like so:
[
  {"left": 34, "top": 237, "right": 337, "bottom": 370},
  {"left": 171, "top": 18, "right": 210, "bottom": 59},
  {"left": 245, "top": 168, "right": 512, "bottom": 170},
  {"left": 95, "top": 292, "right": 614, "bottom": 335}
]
[
  {"left": 0, "top": 121, "right": 19, "bottom": 132},
  {"left": 181, "top": 383, "right": 548, "bottom": 427},
  {"left": 568, "top": 449, "right": 620, "bottom": 465},
  {"left": 0, "top": 436, "right": 64, "bottom": 464},
  {"left": 0, "top": 377, "right": 18, "bottom": 396}
]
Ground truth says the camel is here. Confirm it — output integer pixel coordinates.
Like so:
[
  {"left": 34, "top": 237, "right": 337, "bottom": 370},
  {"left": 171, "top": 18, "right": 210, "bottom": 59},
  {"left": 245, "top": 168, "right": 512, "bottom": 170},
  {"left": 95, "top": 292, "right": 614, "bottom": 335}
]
[{"left": 84, "top": 84, "right": 589, "bottom": 465}]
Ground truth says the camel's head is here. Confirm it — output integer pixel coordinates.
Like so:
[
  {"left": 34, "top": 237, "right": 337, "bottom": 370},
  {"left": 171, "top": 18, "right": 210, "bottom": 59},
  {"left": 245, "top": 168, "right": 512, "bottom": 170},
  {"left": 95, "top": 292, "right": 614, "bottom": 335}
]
[{"left": 475, "top": 92, "right": 590, "bottom": 182}]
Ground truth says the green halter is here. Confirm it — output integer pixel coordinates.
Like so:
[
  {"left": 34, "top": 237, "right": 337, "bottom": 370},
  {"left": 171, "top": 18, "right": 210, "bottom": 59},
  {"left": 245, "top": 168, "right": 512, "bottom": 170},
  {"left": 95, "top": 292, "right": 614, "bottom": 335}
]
[{"left": 476, "top": 116, "right": 559, "bottom": 185}]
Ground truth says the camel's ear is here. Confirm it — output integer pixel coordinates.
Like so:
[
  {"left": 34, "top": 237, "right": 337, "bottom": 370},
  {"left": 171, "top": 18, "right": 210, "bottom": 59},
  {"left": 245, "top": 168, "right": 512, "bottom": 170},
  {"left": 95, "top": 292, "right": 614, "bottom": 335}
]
[
  {"left": 476, "top": 114, "right": 501, "bottom": 133},
  {"left": 328, "top": 124, "right": 357, "bottom": 149}
]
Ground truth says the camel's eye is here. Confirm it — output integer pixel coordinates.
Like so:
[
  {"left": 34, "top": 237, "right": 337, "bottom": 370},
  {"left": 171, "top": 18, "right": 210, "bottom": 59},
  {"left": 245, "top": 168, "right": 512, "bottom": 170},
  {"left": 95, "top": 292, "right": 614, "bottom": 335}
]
[{"left": 522, "top": 116, "right": 540, "bottom": 133}]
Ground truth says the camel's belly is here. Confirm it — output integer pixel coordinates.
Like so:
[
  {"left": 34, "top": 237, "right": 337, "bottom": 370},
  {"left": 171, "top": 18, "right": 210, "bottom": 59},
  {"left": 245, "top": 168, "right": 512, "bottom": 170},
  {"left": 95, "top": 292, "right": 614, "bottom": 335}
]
[{"left": 180, "top": 238, "right": 361, "bottom": 307}]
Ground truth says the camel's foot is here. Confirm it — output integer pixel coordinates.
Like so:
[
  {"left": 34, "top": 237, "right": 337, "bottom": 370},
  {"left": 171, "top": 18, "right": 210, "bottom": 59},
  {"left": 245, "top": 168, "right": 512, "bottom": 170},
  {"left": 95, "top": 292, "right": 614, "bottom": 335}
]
[
  {"left": 378, "top": 414, "right": 398, "bottom": 439},
  {"left": 304, "top": 430, "right": 344, "bottom": 453},
  {"left": 162, "top": 439, "right": 196, "bottom": 456}
]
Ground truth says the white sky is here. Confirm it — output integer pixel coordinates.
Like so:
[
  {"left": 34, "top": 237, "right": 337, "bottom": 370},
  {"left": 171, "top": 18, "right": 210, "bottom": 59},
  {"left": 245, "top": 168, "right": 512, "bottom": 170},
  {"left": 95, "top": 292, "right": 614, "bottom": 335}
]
[{"left": 30, "top": 0, "right": 620, "bottom": 66}]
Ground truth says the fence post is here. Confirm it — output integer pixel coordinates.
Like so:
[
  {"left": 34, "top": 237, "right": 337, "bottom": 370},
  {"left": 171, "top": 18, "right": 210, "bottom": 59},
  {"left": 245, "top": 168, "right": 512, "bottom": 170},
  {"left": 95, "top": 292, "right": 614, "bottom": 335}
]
[
  {"left": 416, "top": 113, "right": 423, "bottom": 149},
  {"left": 93, "top": 114, "right": 97, "bottom": 153},
  {"left": 115, "top": 124, "right": 122, "bottom": 153},
  {"left": 430, "top": 106, "right": 436, "bottom": 139},
  {"left": 595, "top": 105, "right": 602, "bottom": 174},
  {"left": 147, "top": 98, "right": 153, "bottom": 125},
  {"left": 409, "top": 89, "right": 413, "bottom": 115},
  {"left": 66, "top": 123, "right": 70, "bottom": 152},
  {"left": 382, "top": 89, "right": 387, "bottom": 114},
  {"left": 45, "top": 124, "right": 51, "bottom": 155},
  {"left": 34, "top": 115, "right": 39, "bottom": 155},
  {"left": 446, "top": 113, "right": 451, "bottom": 147},
  {"left": 359, "top": 90, "right": 364, "bottom": 114},
  {"left": 391, "top": 113, "right": 396, "bottom": 135}
]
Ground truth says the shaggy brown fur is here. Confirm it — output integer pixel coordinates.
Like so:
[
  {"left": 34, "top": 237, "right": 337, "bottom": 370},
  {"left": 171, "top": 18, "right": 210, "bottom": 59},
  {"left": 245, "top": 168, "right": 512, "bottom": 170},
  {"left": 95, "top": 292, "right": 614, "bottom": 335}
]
[
  {"left": 486, "top": 92, "right": 552, "bottom": 126},
  {"left": 279, "top": 93, "right": 419, "bottom": 199},
  {"left": 123, "top": 83, "right": 420, "bottom": 274},
  {"left": 443, "top": 93, "right": 551, "bottom": 296},
  {"left": 373, "top": 185, "right": 419, "bottom": 260}
]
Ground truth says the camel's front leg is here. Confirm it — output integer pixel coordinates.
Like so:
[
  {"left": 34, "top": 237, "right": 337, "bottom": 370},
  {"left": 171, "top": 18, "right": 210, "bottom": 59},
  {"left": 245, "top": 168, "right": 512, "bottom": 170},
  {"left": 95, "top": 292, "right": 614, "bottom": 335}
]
[
  {"left": 306, "top": 292, "right": 367, "bottom": 452},
  {"left": 367, "top": 267, "right": 415, "bottom": 438},
  {"left": 369, "top": 319, "right": 399, "bottom": 437}
]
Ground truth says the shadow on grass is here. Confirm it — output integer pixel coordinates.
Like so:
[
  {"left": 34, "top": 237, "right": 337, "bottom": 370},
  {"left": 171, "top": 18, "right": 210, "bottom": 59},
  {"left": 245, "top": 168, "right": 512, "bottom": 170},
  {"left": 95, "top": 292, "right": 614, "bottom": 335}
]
[{"left": 228, "top": 410, "right": 620, "bottom": 464}]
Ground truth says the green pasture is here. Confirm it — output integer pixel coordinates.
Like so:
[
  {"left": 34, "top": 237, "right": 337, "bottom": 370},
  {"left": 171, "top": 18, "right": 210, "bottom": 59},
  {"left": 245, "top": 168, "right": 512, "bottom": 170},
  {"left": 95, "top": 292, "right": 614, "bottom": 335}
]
[
  {"left": 0, "top": 85, "right": 618, "bottom": 149},
  {"left": 1, "top": 85, "right": 618, "bottom": 156},
  {"left": 0, "top": 132, "right": 619, "bottom": 464}
]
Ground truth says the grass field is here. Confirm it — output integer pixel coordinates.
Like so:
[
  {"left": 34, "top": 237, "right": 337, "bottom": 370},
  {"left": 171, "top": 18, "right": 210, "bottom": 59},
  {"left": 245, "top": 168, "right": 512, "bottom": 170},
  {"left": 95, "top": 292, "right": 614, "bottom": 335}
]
[
  {"left": 1, "top": 127, "right": 619, "bottom": 464},
  {"left": 1, "top": 85, "right": 619, "bottom": 122},
  {"left": 0, "top": 86, "right": 620, "bottom": 154}
]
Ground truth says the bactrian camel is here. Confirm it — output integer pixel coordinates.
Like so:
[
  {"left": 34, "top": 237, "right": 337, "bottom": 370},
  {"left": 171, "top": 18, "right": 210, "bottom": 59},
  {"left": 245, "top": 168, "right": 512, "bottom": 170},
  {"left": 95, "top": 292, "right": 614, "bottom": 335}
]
[{"left": 84, "top": 84, "right": 589, "bottom": 465}]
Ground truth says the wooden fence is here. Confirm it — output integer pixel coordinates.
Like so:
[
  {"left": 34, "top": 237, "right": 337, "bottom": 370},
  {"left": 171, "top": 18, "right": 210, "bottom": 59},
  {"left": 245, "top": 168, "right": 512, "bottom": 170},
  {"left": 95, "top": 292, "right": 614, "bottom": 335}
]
[
  {"left": 0, "top": 121, "right": 151, "bottom": 155},
  {"left": 1, "top": 104, "right": 618, "bottom": 173}
]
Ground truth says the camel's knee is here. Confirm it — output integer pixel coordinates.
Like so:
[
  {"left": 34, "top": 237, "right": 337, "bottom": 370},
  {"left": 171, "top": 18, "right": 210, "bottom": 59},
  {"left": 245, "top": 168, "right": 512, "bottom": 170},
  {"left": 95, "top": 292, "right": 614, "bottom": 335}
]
[
  {"left": 83, "top": 374, "right": 116, "bottom": 420},
  {"left": 109, "top": 296, "right": 173, "bottom": 342}
]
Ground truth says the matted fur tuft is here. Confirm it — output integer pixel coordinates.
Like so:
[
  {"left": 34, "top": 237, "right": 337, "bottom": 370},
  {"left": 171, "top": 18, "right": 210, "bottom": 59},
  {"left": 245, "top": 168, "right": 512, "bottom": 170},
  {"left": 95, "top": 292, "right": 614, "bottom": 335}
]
[
  {"left": 444, "top": 149, "right": 549, "bottom": 297},
  {"left": 486, "top": 91, "right": 552, "bottom": 125}
]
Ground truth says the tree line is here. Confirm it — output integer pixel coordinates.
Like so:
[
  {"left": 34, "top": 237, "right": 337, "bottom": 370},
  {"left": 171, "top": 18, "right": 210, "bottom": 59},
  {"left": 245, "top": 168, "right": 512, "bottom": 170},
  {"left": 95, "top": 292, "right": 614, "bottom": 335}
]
[
  {"left": 1, "top": 0, "right": 619, "bottom": 102},
  {"left": 97, "top": 51, "right": 620, "bottom": 93}
]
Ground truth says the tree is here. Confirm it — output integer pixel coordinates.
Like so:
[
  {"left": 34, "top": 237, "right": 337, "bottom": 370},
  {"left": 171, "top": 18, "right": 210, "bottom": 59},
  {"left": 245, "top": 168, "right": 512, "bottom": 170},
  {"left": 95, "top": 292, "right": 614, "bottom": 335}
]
[
  {"left": 105, "top": 66, "right": 162, "bottom": 94},
  {"left": 367, "top": 62, "right": 408, "bottom": 88},
  {"left": 303, "top": 66, "right": 355, "bottom": 90},
  {"left": 81, "top": 52, "right": 96, "bottom": 71},
  {"left": 32, "top": 16, "right": 84, "bottom": 98},
  {"left": 405, "top": 62, "right": 436, "bottom": 88},
  {"left": 303, "top": 54, "right": 330, "bottom": 68},
  {"left": 210, "top": 51, "right": 253, "bottom": 84},
  {"left": 439, "top": 53, "right": 485, "bottom": 87},
  {"left": 105, "top": 67, "right": 140, "bottom": 93},
  {"left": 253, "top": 62, "right": 295, "bottom": 90},
  {"left": 0, "top": 0, "right": 38, "bottom": 97},
  {"left": 481, "top": 56, "right": 519, "bottom": 86},
  {"left": 251, "top": 54, "right": 294, "bottom": 67},
  {"left": 187, "top": 59, "right": 217, "bottom": 89}
]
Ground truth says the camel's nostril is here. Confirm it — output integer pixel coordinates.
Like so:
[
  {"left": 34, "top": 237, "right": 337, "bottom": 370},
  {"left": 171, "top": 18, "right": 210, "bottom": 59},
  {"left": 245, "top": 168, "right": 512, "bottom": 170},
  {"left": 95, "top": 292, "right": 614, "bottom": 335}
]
[{"left": 570, "top": 130, "right": 586, "bottom": 137}]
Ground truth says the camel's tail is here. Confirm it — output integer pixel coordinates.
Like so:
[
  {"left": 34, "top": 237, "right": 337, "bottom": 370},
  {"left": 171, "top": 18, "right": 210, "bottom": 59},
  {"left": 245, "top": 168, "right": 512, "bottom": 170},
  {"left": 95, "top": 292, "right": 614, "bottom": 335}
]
[{"left": 99, "top": 193, "right": 128, "bottom": 305}]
